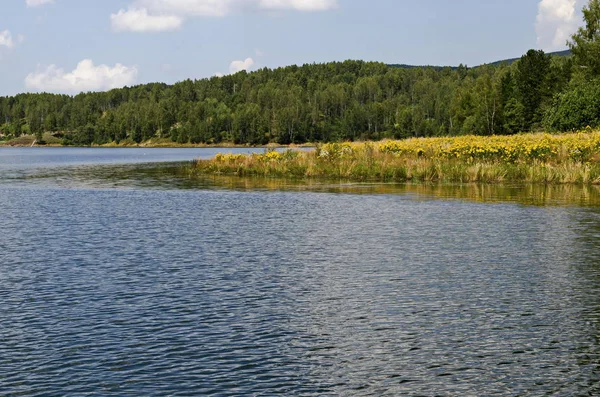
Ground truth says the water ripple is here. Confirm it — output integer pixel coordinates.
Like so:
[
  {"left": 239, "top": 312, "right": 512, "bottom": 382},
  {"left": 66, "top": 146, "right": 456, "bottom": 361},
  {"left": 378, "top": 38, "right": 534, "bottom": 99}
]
[{"left": 2, "top": 162, "right": 600, "bottom": 394}]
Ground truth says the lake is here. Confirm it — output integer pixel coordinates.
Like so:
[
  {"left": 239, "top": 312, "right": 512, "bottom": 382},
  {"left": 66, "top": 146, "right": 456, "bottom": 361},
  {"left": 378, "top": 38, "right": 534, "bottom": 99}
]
[{"left": 1, "top": 147, "right": 600, "bottom": 396}]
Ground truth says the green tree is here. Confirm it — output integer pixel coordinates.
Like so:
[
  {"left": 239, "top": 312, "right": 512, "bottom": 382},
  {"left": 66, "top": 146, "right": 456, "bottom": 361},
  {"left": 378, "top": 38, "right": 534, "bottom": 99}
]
[
  {"left": 514, "top": 50, "right": 551, "bottom": 130},
  {"left": 570, "top": 0, "right": 600, "bottom": 76},
  {"left": 545, "top": 78, "right": 600, "bottom": 130}
]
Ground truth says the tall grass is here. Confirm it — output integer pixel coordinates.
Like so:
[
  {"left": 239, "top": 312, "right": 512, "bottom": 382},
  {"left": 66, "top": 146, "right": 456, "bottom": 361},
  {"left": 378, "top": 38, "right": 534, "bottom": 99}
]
[{"left": 191, "top": 131, "right": 600, "bottom": 184}]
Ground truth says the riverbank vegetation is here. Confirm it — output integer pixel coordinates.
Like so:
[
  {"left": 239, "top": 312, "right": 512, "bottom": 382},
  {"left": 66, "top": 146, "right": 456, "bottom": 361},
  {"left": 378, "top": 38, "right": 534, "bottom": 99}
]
[{"left": 192, "top": 131, "right": 600, "bottom": 184}]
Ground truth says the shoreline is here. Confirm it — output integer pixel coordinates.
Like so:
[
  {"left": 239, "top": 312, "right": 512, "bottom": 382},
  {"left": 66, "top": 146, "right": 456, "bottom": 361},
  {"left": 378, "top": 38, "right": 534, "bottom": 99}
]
[
  {"left": 191, "top": 132, "right": 600, "bottom": 185},
  {"left": 0, "top": 136, "right": 313, "bottom": 149}
]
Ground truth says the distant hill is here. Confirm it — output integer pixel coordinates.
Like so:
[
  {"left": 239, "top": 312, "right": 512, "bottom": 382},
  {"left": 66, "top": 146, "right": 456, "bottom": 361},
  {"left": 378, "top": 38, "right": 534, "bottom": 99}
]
[
  {"left": 486, "top": 50, "right": 571, "bottom": 66},
  {"left": 387, "top": 64, "right": 458, "bottom": 71},
  {"left": 388, "top": 50, "right": 572, "bottom": 70}
]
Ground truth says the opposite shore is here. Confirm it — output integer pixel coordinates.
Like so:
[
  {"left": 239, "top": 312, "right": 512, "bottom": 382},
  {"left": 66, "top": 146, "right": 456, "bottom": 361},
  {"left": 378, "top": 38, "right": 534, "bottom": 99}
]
[{"left": 0, "top": 134, "right": 312, "bottom": 149}]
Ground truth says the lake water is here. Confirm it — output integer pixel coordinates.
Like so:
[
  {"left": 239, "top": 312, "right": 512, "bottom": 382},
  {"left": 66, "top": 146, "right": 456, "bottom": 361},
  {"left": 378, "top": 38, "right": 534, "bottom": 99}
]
[{"left": 2, "top": 148, "right": 600, "bottom": 395}]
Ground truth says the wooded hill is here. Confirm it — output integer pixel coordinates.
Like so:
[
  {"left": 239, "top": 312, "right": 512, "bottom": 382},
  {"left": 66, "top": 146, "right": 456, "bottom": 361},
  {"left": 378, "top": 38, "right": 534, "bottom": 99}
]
[{"left": 0, "top": 49, "right": 597, "bottom": 146}]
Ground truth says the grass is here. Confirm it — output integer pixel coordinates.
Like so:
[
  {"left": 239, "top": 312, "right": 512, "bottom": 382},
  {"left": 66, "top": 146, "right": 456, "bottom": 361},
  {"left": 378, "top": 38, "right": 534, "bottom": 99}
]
[{"left": 191, "top": 131, "right": 600, "bottom": 185}]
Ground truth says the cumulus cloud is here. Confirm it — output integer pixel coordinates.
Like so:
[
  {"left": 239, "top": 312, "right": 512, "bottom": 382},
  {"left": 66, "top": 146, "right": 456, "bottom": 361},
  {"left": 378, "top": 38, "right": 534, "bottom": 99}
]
[
  {"left": 536, "top": 0, "right": 585, "bottom": 50},
  {"left": 111, "top": 8, "right": 183, "bottom": 32},
  {"left": 111, "top": 0, "right": 338, "bottom": 32},
  {"left": 213, "top": 57, "right": 255, "bottom": 77},
  {"left": 229, "top": 57, "right": 255, "bottom": 74},
  {"left": 26, "top": 0, "right": 54, "bottom": 7},
  {"left": 25, "top": 59, "right": 138, "bottom": 93},
  {"left": 0, "top": 30, "right": 15, "bottom": 48}
]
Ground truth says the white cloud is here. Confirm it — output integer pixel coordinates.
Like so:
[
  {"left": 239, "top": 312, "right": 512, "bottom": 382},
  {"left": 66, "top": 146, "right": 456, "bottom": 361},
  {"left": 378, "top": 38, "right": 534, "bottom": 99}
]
[
  {"left": 135, "top": 0, "right": 233, "bottom": 17},
  {"left": 26, "top": 0, "right": 54, "bottom": 7},
  {"left": 229, "top": 57, "right": 255, "bottom": 74},
  {"left": 536, "top": 0, "right": 585, "bottom": 51},
  {"left": 213, "top": 57, "right": 256, "bottom": 77},
  {"left": 259, "top": 0, "right": 337, "bottom": 11},
  {"left": 25, "top": 59, "right": 138, "bottom": 93},
  {"left": 112, "top": 0, "right": 337, "bottom": 32},
  {"left": 111, "top": 8, "right": 183, "bottom": 32},
  {"left": 0, "top": 30, "right": 15, "bottom": 48}
]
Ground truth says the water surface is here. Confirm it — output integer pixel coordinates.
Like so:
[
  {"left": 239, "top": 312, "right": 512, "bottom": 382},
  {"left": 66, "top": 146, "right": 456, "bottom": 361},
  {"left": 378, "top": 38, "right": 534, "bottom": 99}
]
[
  {"left": 0, "top": 146, "right": 261, "bottom": 182},
  {"left": 1, "top": 148, "right": 600, "bottom": 396}
]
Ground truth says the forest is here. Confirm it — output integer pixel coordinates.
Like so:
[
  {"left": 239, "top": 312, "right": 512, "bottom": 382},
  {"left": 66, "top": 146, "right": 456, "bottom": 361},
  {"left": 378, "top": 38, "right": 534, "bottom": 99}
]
[{"left": 1, "top": 2, "right": 600, "bottom": 146}]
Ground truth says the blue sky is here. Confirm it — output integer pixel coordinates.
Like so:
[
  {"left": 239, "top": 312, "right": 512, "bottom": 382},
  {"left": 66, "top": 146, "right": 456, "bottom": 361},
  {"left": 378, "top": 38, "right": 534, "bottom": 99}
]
[{"left": 0, "top": 0, "right": 588, "bottom": 96}]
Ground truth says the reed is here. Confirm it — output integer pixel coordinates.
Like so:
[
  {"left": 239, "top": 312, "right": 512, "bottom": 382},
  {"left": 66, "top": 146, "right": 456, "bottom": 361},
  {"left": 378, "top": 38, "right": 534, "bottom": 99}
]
[{"left": 191, "top": 131, "right": 600, "bottom": 184}]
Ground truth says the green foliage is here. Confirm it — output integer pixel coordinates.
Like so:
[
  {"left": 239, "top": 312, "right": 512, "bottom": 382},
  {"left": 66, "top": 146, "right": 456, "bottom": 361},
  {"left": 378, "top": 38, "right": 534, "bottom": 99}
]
[
  {"left": 545, "top": 79, "right": 600, "bottom": 131},
  {"left": 570, "top": 0, "right": 600, "bottom": 76},
  {"left": 544, "top": 0, "right": 600, "bottom": 132},
  {"left": 514, "top": 50, "right": 551, "bottom": 130}
]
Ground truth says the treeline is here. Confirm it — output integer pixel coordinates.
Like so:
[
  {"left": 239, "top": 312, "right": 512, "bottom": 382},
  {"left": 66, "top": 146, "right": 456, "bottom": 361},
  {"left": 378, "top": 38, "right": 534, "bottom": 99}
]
[{"left": 1, "top": 2, "right": 599, "bottom": 145}]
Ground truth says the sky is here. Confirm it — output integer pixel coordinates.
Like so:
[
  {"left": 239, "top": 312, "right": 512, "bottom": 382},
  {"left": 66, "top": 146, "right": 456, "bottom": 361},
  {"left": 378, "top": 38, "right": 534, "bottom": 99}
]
[{"left": 0, "top": 0, "right": 590, "bottom": 96}]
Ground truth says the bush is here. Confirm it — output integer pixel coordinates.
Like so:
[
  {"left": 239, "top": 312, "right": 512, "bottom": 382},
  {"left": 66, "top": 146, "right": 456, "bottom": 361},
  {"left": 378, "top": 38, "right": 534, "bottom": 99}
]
[{"left": 545, "top": 79, "right": 600, "bottom": 131}]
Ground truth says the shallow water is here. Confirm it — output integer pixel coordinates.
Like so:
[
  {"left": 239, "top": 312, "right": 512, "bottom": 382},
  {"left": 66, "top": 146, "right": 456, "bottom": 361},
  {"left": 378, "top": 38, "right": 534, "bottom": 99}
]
[{"left": 1, "top": 148, "right": 600, "bottom": 395}]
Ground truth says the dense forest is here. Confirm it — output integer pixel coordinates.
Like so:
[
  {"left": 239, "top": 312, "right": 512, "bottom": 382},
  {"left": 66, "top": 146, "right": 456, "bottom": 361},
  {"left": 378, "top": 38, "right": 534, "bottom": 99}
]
[{"left": 1, "top": 2, "right": 600, "bottom": 146}]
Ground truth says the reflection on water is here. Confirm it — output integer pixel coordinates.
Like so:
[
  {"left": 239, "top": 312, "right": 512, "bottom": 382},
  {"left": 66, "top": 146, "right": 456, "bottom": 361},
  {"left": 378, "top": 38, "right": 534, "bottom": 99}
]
[
  {"left": 187, "top": 174, "right": 600, "bottom": 207},
  {"left": 12, "top": 160, "right": 600, "bottom": 207}
]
